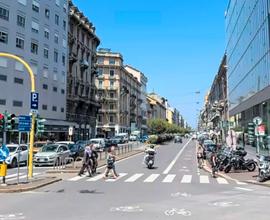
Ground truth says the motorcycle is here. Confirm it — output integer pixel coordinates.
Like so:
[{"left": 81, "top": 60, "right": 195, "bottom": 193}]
[
  {"left": 224, "top": 149, "right": 256, "bottom": 173},
  {"left": 257, "top": 155, "right": 270, "bottom": 182},
  {"left": 145, "top": 151, "right": 155, "bottom": 169}
]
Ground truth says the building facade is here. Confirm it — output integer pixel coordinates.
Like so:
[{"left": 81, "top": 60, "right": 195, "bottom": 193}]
[
  {"left": 226, "top": 0, "right": 270, "bottom": 132},
  {"left": 66, "top": 0, "right": 100, "bottom": 140},
  {"left": 0, "top": 0, "right": 68, "bottom": 140},
  {"left": 124, "top": 65, "right": 148, "bottom": 135},
  {"left": 95, "top": 49, "right": 141, "bottom": 138},
  {"left": 146, "top": 93, "right": 167, "bottom": 121}
]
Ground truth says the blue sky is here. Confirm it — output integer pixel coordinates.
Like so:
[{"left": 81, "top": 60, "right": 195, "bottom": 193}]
[{"left": 73, "top": 0, "right": 228, "bottom": 128}]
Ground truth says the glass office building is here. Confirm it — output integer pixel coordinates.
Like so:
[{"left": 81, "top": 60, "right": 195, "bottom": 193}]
[{"left": 226, "top": 0, "right": 270, "bottom": 131}]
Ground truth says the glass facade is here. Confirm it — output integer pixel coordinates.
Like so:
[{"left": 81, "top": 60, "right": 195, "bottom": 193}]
[{"left": 226, "top": 0, "right": 270, "bottom": 110}]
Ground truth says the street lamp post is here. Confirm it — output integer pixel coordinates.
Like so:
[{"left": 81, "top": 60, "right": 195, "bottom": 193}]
[{"left": 0, "top": 53, "right": 36, "bottom": 179}]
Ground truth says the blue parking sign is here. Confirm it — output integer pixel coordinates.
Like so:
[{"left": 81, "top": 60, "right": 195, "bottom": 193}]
[{"left": 31, "top": 92, "right": 39, "bottom": 110}]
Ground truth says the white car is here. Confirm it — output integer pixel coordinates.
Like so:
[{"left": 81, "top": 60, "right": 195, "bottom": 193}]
[
  {"left": 56, "top": 141, "right": 75, "bottom": 145},
  {"left": 129, "top": 135, "right": 138, "bottom": 141},
  {"left": 6, "top": 144, "right": 28, "bottom": 168},
  {"left": 90, "top": 138, "right": 106, "bottom": 151}
]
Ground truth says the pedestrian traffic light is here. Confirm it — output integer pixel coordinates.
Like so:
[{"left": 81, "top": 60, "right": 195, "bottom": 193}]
[
  {"left": 0, "top": 113, "right": 4, "bottom": 131},
  {"left": 6, "top": 113, "right": 16, "bottom": 130},
  {"left": 247, "top": 122, "right": 255, "bottom": 145},
  {"left": 36, "top": 118, "right": 46, "bottom": 133}
]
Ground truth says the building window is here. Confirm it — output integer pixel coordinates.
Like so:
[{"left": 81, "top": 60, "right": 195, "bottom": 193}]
[
  {"left": 43, "top": 66, "right": 49, "bottom": 78},
  {"left": 13, "top": 100, "right": 23, "bottom": 107},
  {"left": 0, "top": 99, "right": 6, "bottom": 106},
  {"left": 43, "top": 84, "right": 48, "bottom": 90},
  {"left": 110, "top": 81, "right": 114, "bottom": 87},
  {"left": 109, "top": 116, "right": 114, "bottom": 123},
  {"left": 32, "top": 1, "right": 40, "bottom": 13},
  {"left": 98, "top": 80, "right": 103, "bottom": 88},
  {"left": 62, "top": 54, "right": 65, "bottom": 66},
  {"left": 109, "top": 58, "right": 115, "bottom": 65},
  {"left": 14, "top": 77, "right": 23, "bottom": 84},
  {"left": 61, "top": 71, "right": 65, "bottom": 83},
  {"left": 98, "top": 68, "right": 103, "bottom": 76},
  {"left": 30, "top": 60, "right": 38, "bottom": 75},
  {"left": 15, "top": 62, "right": 24, "bottom": 71},
  {"left": 0, "top": 7, "right": 9, "bottom": 21},
  {"left": 52, "top": 106, "right": 57, "bottom": 111},
  {"left": 63, "top": 20, "right": 66, "bottom": 31},
  {"left": 62, "top": 39, "right": 67, "bottom": 48},
  {"left": 55, "top": 14, "right": 59, "bottom": 25},
  {"left": 16, "top": 37, "right": 24, "bottom": 49},
  {"left": 18, "top": 0, "right": 27, "bottom": 6},
  {"left": 55, "top": 0, "right": 60, "bottom": 6},
  {"left": 0, "top": 31, "right": 8, "bottom": 44},
  {"left": 54, "top": 33, "right": 58, "bottom": 44},
  {"left": 109, "top": 70, "right": 115, "bottom": 77},
  {"left": 0, "top": 74, "right": 7, "bottom": 81},
  {"left": 110, "top": 104, "right": 114, "bottom": 110},
  {"left": 110, "top": 92, "right": 114, "bottom": 98},
  {"left": 63, "top": 4, "right": 67, "bottom": 13},
  {"left": 54, "top": 50, "right": 58, "bottom": 63},
  {"left": 17, "top": 15, "right": 25, "bottom": 27},
  {"left": 53, "top": 70, "right": 57, "bottom": 81},
  {"left": 61, "top": 108, "right": 64, "bottom": 113},
  {"left": 42, "top": 104, "right": 47, "bottom": 110},
  {"left": 53, "top": 87, "right": 57, "bottom": 92},
  {"left": 0, "top": 58, "right": 7, "bottom": 67},
  {"left": 98, "top": 115, "right": 102, "bottom": 122},
  {"left": 45, "top": 8, "right": 50, "bottom": 18},
  {"left": 31, "top": 42, "right": 38, "bottom": 54},
  {"left": 31, "top": 21, "right": 39, "bottom": 33},
  {"left": 61, "top": 89, "right": 65, "bottom": 94},
  {"left": 44, "top": 48, "right": 49, "bottom": 59},
  {"left": 97, "top": 57, "right": 104, "bottom": 64},
  {"left": 44, "top": 29, "right": 49, "bottom": 39}
]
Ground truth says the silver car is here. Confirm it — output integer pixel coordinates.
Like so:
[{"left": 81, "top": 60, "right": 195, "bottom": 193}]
[{"left": 34, "top": 144, "right": 70, "bottom": 166}]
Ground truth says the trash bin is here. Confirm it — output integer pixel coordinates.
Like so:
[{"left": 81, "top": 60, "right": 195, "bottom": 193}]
[{"left": 0, "top": 163, "right": 7, "bottom": 177}]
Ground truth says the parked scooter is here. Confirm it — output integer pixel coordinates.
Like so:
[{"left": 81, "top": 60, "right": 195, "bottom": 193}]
[{"left": 257, "top": 155, "right": 270, "bottom": 182}]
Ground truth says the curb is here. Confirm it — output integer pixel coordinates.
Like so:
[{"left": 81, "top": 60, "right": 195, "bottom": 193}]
[
  {"left": 46, "top": 149, "right": 145, "bottom": 174},
  {"left": 0, "top": 177, "right": 62, "bottom": 193}
]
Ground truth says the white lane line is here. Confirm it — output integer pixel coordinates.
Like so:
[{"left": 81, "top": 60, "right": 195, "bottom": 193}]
[
  {"left": 144, "top": 174, "right": 160, "bottom": 183},
  {"left": 234, "top": 187, "right": 254, "bottom": 192},
  {"left": 163, "top": 138, "right": 192, "bottom": 174},
  {"left": 181, "top": 175, "right": 192, "bottom": 183},
  {"left": 200, "top": 175, "right": 209, "bottom": 184},
  {"left": 86, "top": 174, "right": 104, "bottom": 182},
  {"left": 106, "top": 173, "right": 128, "bottom": 182},
  {"left": 162, "top": 174, "right": 176, "bottom": 183},
  {"left": 216, "top": 177, "right": 229, "bottom": 184},
  {"left": 67, "top": 175, "right": 86, "bottom": 181},
  {"left": 125, "top": 173, "right": 144, "bottom": 182}
]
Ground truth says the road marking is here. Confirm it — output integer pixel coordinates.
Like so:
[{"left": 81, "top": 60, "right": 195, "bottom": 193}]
[
  {"left": 86, "top": 174, "right": 104, "bottom": 182},
  {"left": 236, "top": 181, "right": 247, "bottom": 185},
  {"left": 181, "top": 175, "right": 192, "bottom": 183},
  {"left": 67, "top": 175, "right": 86, "bottom": 181},
  {"left": 144, "top": 174, "right": 160, "bottom": 182},
  {"left": 162, "top": 174, "right": 176, "bottom": 183},
  {"left": 216, "top": 177, "right": 229, "bottom": 184},
  {"left": 200, "top": 175, "right": 209, "bottom": 183},
  {"left": 5, "top": 173, "right": 21, "bottom": 179},
  {"left": 234, "top": 187, "right": 254, "bottom": 192},
  {"left": 125, "top": 173, "right": 144, "bottom": 182},
  {"left": 163, "top": 138, "right": 192, "bottom": 174},
  {"left": 7, "top": 173, "right": 40, "bottom": 182},
  {"left": 106, "top": 173, "right": 127, "bottom": 182}
]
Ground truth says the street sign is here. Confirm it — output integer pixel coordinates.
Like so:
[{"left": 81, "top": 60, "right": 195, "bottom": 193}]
[
  {"left": 69, "top": 126, "right": 74, "bottom": 136},
  {"left": 253, "top": 116, "right": 262, "bottom": 126},
  {"left": 30, "top": 92, "right": 39, "bottom": 110},
  {"left": 18, "top": 115, "right": 31, "bottom": 132},
  {"left": 257, "top": 124, "right": 266, "bottom": 136}
]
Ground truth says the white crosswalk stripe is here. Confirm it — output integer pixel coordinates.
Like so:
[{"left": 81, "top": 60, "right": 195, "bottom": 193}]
[
  {"left": 144, "top": 174, "right": 160, "bottom": 182},
  {"left": 200, "top": 175, "right": 209, "bottom": 184},
  {"left": 216, "top": 177, "right": 229, "bottom": 184},
  {"left": 6, "top": 173, "right": 20, "bottom": 179},
  {"left": 106, "top": 173, "right": 128, "bottom": 182},
  {"left": 6, "top": 173, "right": 41, "bottom": 182},
  {"left": 162, "top": 174, "right": 176, "bottom": 183},
  {"left": 125, "top": 173, "right": 144, "bottom": 182},
  {"left": 86, "top": 174, "right": 104, "bottom": 182},
  {"left": 68, "top": 175, "right": 86, "bottom": 181},
  {"left": 181, "top": 175, "right": 192, "bottom": 183}
]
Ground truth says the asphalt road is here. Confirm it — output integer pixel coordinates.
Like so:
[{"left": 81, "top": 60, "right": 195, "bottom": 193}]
[{"left": 1, "top": 138, "right": 270, "bottom": 220}]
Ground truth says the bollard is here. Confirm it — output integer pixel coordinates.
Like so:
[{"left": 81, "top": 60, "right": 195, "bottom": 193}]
[{"left": 0, "top": 163, "right": 7, "bottom": 185}]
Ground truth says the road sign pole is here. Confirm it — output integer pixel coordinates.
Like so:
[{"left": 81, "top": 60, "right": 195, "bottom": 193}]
[
  {"left": 28, "top": 114, "right": 35, "bottom": 178},
  {"left": 17, "top": 132, "right": 21, "bottom": 184}
]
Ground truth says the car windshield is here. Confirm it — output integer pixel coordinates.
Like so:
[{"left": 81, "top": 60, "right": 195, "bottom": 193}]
[
  {"left": 41, "top": 144, "right": 58, "bottom": 152},
  {"left": 68, "top": 144, "right": 78, "bottom": 151},
  {"left": 90, "top": 140, "right": 100, "bottom": 144},
  {"left": 114, "top": 136, "right": 123, "bottom": 139},
  {"left": 7, "top": 146, "right": 17, "bottom": 153}
]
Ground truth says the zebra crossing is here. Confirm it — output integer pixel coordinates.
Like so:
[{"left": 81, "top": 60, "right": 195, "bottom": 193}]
[
  {"left": 4, "top": 172, "right": 41, "bottom": 183},
  {"left": 66, "top": 173, "right": 248, "bottom": 186}
]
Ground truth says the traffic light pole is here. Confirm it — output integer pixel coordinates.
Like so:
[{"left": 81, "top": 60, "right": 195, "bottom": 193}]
[{"left": 0, "top": 53, "right": 36, "bottom": 179}]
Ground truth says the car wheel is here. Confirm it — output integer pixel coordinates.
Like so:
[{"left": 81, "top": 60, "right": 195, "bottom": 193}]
[{"left": 11, "top": 158, "right": 18, "bottom": 168}]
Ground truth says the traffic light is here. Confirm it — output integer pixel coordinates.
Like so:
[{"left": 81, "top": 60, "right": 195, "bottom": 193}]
[
  {"left": 247, "top": 122, "right": 255, "bottom": 145},
  {"left": 6, "top": 113, "right": 16, "bottom": 130},
  {"left": 36, "top": 118, "right": 46, "bottom": 133},
  {"left": 0, "top": 113, "right": 4, "bottom": 131}
]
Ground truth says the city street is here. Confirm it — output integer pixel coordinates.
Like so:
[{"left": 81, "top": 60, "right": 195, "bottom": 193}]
[{"left": 1, "top": 139, "right": 270, "bottom": 220}]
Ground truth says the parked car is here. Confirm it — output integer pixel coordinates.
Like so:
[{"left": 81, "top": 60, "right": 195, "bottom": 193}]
[
  {"left": 5, "top": 144, "right": 28, "bottom": 168},
  {"left": 56, "top": 141, "right": 75, "bottom": 145},
  {"left": 89, "top": 138, "right": 106, "bottom": 152},
  {"left": 140, "top": 135, "right": 149, "bottom": 143},
  {"left": 129, "top": 135, "right": 138, "bottom": 142},
  {"left": 34, "top": 144, "right": 70, "bottom": 166},
  {"left": 75, "top": 140, "right": 90, "bottom": 146},
  {"left": 33, "top": 141, "right": 51, "bottom": 154},
  {"left": 116, "top": 133, "right": 129, "bottom": 143},
  {"left": 68, "top": 144, "right": 85, "bottom": 160},
  {"left": 174, "top": 135, "right": 183, "bottom": 143}
]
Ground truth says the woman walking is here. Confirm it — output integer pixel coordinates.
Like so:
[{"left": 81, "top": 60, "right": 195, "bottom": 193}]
[
  {"left": 78, "top": 146, "right": 92, "bottom": 177},
  {"left": 103, "top": 146, "right": 118, "bottom": 179}
]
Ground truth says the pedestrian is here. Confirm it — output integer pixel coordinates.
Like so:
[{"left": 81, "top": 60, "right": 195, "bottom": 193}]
[
  {"left": 78, "top": 145, "right": 92, "bottom": 177},
  {"left": 103, "top": 146, "right": 118, "bottom": 179},
  {"left": 196, "top": 143, "right": 205, "bottom": 168}
]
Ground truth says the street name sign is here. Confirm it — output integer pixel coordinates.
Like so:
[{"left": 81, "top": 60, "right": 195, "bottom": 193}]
[{"left": 18, "top": 115, "right": 31, "bottom": 132}]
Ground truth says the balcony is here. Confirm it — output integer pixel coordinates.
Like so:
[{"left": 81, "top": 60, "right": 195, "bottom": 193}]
[
  {"left": 69, "top": 52, "right": 78, "bottom": 63},
  {"left": 80, "top": 59, "right": 89, "bottom": 69}
]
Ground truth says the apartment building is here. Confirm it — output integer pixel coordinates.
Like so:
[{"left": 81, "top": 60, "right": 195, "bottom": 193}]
[
  {"left": 0, "top": 0, "right": 68, "bottom": 140},
  {"left": 146, "top": 93, "right": 167, "bottom": 120},
  {"left": 95, "top": 49, "right": 141, "bottom": 138}
]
